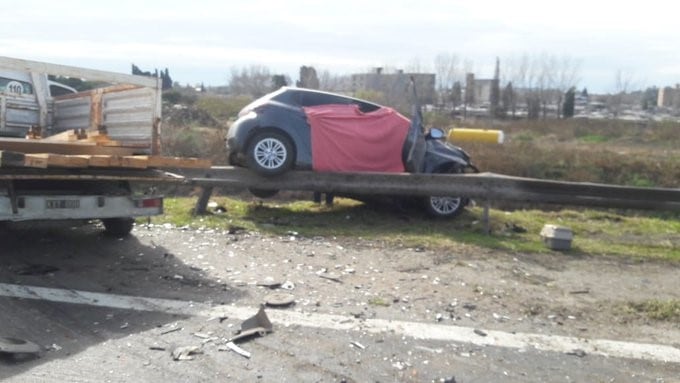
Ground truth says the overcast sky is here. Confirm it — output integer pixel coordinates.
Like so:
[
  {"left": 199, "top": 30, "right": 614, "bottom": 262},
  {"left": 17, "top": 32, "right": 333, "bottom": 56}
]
[{"left": 1, "top": 0, "right": 678, "bottom": 93}]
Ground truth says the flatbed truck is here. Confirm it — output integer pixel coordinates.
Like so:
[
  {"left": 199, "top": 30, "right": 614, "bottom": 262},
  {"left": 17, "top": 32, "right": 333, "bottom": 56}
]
[{"left": 0, "top": 56, "right": 167, "bottom": 235}]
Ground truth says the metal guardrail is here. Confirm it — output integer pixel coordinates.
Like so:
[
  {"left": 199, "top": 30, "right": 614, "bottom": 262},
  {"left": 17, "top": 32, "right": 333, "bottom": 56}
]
[{"left": 180, "top": 166, "right": 680, "bottom": 212}]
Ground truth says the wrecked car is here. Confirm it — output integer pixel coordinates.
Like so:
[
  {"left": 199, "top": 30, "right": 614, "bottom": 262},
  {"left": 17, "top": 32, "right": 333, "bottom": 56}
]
[{"left": 226, "top": 87, "right": 477, "bottom": 218}]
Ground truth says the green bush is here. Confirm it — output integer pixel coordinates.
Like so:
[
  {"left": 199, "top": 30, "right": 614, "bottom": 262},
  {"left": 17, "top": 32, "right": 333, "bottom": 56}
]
[{"left": 196, "top": 95, "right": 252, "bottom": 123}]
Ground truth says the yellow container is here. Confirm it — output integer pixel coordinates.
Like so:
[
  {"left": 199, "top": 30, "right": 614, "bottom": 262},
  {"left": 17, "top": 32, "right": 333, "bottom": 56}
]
[{"left": 447, "top": 128, "right": 504, "bottom": 144}]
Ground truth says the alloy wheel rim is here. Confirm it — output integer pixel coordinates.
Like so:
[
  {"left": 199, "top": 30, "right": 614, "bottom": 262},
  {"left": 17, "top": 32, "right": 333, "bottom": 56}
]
[
  {"left": 430, "top": 196, "right": 461, "bottom": 215},
  {"left": 254, "top": 138, "right": 287, "bottom": 169}
]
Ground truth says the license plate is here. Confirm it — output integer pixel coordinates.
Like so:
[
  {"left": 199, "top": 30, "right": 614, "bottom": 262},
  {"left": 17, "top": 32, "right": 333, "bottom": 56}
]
[{"left": 45, "top": 199, "right": 80, "bottom": 209}]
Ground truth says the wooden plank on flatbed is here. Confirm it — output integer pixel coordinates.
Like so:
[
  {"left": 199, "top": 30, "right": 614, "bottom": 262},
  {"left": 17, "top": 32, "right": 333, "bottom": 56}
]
[
  {"left": 121, "top": 156, "right": 148, "bottom": 169},
  {"left": 24, "top": 153, "right": 89, "bottom": 168},
  {"left": 40, "top": 129, "right": 85, "bottom": 142},
  {"left": 139, "top": 156, "right": 212, "bottom": 169},
  {"left": 0, "top": 137, "right": 138, "bottom": 156}
]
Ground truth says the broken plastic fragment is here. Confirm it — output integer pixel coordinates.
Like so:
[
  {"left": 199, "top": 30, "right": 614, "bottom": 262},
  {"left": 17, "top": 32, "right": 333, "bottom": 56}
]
[
  {"left": 171, "top": 345, "right": 202, "bottom": 361},
  {"left": 228, "top": 305, "right": 273, "bottom": 343}
]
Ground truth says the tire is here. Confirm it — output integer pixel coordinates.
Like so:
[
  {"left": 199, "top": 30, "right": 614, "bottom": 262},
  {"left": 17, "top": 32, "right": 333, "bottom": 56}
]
[
  {"left": 423, "top": 165, "right": 471, "bottom": 218},
  {"left": 249, "top": 188, "right": 280, "bottom": 198},
  {"left": 102, "top": 217, "right": 135, "bottom": 236},
  {"left": 424, "top": 195, "right": 467, "bottom": 218},
  {"left": 246, "top": 131, "right": 294, "bottom": 176}
]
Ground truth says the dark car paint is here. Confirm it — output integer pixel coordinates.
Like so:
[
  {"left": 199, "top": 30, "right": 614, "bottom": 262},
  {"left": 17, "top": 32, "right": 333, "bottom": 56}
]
[
  {"left": 423, "top": 139, "right": 471, "bottom": 173},
  {"left": 227, "top": 87, "right": 382, "bottom": 170}
]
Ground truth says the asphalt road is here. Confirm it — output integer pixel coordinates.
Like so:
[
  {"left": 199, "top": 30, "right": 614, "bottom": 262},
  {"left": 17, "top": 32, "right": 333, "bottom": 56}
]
[{"left": 0, "top": 222, "right": 678, "bottom": 383}]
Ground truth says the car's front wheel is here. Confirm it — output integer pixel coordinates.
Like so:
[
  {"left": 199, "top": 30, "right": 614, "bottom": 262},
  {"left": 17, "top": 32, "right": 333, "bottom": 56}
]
[
  {"left": 246, "top": 131, "right": 294, "bottom": 176},
  {"left": 424, "top": 195, "right": 467, "bottom": 218},
  {"left": 423, "top": 166, "right": 471, "bottom": 218}
]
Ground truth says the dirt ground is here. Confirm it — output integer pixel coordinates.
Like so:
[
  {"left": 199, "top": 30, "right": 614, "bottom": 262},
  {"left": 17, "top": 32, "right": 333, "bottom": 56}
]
[{"left": 0, "top": 222, "right": 678, "bottom": 382}]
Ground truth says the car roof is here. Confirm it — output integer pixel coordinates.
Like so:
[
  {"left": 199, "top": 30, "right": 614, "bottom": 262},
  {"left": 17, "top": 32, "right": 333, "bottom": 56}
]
[{"left": 275, "top": 86, "right": 381, "bottom": 106}]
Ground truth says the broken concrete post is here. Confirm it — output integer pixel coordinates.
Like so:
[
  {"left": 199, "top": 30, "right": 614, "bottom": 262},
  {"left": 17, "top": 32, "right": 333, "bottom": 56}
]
[{"left": 540, "top": 224, "right": 573, "bottom": 250}]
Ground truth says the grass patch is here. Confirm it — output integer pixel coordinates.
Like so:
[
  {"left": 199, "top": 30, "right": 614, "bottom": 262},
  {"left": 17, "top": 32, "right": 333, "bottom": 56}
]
[
  {"left": 368, "top": 297, "right": 392, "bottom": 307},
  {"left": 579, "top": 134, "right": 608, "bottom": 143},
  {"left": 150, "top": 196, "right": 680, "bottom": 261},
  {"left": 624, "top": 300, "right": 680, "bottom": 322}
]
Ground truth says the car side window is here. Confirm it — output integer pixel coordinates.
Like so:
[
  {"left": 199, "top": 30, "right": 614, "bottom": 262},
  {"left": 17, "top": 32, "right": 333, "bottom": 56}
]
[
  {"left": 356, "top": 101, "right": 380, "bottom": 113},
  {"left": 299, "top": 91, "right": 381, "bottom": 113},
  {"left": 299, "top": 92, "right": 347, "bottom": 107}
]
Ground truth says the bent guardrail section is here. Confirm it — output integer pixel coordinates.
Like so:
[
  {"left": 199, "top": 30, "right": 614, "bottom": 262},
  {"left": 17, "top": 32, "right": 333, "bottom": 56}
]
[{"left": 184, "top": 167, "right": 680, "bottom": 212}]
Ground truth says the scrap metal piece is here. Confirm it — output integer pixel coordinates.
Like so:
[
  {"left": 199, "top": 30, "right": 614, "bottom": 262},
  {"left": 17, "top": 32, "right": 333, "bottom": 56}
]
[
  {"left": 264, "top": 292, "right": 295, "bottom": 307},
  {"left": 257, "top": 277, "right": 282, "bottom": 289},
  {"left": 0, "top": 337, "right": 41, "bottom": 355},
  {"left": 222, "top": 341, "right": 251, "bottom": 359},
  {"left": 350, "top": 341, "right": 366, "bottom": 350},
  {"left": 228, "top": 305, "right": 273, "bottom": 343},
  {"left": 318, "top": 273, "right": 343, "bottom": 283}
]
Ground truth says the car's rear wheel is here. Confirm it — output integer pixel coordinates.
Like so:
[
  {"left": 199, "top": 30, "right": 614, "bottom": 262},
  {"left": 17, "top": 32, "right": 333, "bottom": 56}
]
[
  {"left": 249, "top": 188, "right": 280, "bottom": 198},
  {"left": 246, "top": 131, "right": 294, "bottom": 176}
]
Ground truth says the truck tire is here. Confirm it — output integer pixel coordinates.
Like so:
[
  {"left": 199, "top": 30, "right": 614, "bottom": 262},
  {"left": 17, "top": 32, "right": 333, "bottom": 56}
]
[{"left": 102, "top": 217, "right": 135, "bottom": 236}]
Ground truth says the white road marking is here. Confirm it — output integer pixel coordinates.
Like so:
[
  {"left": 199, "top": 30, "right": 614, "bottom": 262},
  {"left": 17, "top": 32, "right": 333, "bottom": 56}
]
[{"left": 1, "top": 282, "right": 678, "bottom": 364}]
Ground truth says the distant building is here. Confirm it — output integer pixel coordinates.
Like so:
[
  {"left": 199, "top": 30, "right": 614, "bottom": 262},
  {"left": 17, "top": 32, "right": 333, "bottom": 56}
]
[
  {"left": 657, "top": 84, "right": 680, "bottom": 108},
  {"left": 351, "top": 68, "right": 436, "bottom": 105},
  {"left": 463, "top": 73, "right": 499, "bottom": 107}
]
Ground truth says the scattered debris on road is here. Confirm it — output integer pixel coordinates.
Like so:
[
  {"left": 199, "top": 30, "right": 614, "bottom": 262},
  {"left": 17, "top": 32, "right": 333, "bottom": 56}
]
[
  {"left": 171, "top": 345, "right": 203, "bottom": 361},
  {"left": 280, "top": 281, "right": 295, "bottom": 290},
  {"left": 219, "top": 341, "right": 251, "bottom": 359},
  {"left": 350, "top": 341, "right": 366, "bottom": 350},
  {"left": 318, "top": 273, "right": 343, "bottom": 283},
  {"left": 228, "top": 305, "right": 273, "bottom": 343},
  {"left": 257, "top": 277, "right": 282, "bottom": 289},
  {"left": 473, "top": 329, "right": 488, "bottom": 337},
  {"left": 160, "top": 326, "right": 183, "bottom": 335},
  {"left": 566, "top": 349, "right": 587, "bottom": 357},
  {"left": 264, "top": 292, "right": 295, "bottom": 307}
]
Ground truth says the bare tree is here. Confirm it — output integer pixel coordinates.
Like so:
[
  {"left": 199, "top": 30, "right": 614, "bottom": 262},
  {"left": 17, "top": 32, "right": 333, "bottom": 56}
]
[
  {"left": 504, "top": 53, "right": 580, "bottom": 119},
  {"left": 228, "top": 65, "right": 272, "bottom": 98},
  {"left": 318, "top": 69, "right": 347, "bottom": 92},
  {"left": 553, "top": 56, "right": 581, "bottom": 118},
  {"left": 297, "top": 66, "right": 320, "bottom": 89},
  {"left": 434, "top": 53, "right": 460, "bottom": 108},
  {"left": 608, "top": 69, "right": 634, "bottom": 117},
  {"left": 434, "top": 53, "right": 460, "bottom": 89}
]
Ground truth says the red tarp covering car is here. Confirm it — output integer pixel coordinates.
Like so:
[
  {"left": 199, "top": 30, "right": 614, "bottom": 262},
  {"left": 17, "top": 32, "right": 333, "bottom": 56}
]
[{"left": 304, "top": 104, "right": 410, "bottom": 172}]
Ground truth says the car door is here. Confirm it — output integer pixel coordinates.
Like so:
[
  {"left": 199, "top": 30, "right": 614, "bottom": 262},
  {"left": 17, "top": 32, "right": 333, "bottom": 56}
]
[{"left": 402, "top": 104, "right": 426, "bottom": 173}]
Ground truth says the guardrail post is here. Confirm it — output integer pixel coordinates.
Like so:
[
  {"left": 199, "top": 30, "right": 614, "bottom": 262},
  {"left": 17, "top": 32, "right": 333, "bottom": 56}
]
[
  {"left": 482, "top": 199, "right": 490, "bottom": 235},
  {"left": 194, "top": 186, "right": 214, "bottom": 215}
]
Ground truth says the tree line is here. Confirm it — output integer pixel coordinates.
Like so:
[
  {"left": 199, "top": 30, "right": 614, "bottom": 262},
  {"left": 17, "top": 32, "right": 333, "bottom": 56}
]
[{"left": 156, "top": 53, "right": 674, "bottom": 119}]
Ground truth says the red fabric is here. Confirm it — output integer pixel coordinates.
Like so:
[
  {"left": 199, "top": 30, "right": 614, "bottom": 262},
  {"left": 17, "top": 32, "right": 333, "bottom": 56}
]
[{"left": 304, "top": 104, "right": 410, "bottom": 172}]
